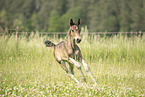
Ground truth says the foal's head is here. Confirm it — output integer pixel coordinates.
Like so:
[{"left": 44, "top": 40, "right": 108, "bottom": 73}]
[{"left": 69, "top": 19, "right": 81, "bottom": 43}]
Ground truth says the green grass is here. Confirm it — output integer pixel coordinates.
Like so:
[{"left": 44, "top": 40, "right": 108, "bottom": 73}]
[{"left": 0, "top": 33, "right": 145, "bottom": 96}]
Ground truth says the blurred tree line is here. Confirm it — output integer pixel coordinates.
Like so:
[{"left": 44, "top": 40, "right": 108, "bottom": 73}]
[{"left": 0, "top": 0, "right": 145, "bottom": 32}]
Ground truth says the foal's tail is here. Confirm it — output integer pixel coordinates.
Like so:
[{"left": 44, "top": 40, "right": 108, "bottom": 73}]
[{"left": 44, "top": 40, "right": 56, "bottom": 48}]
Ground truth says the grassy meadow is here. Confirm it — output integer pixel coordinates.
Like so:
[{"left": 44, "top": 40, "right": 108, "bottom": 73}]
[{"left": 0, "top": 32, "right": 145, "bottom": 96}]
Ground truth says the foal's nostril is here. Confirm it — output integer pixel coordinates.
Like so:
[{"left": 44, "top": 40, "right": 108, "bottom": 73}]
[{"left": 77, "top": 38, "right": 81, "bottom": 43}]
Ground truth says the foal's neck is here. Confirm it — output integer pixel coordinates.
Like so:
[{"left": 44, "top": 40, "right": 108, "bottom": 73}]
[{"left": 67, "top": 29, "right": 76, "bottom": 49}]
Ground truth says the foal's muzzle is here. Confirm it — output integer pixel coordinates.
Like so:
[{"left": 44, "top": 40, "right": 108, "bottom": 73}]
[{"left": 76, "top": 38, "right": 81, "bottom": 43}]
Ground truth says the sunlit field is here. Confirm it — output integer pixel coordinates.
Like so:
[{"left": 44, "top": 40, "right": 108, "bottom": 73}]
[{"left": 0, "top": 33, "right": 145, "bottom": 96}]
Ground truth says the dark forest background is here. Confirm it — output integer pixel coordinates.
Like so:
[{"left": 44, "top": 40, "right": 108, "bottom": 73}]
[{"left": 0, "top": 0, "right": 145, "bottom": 32}]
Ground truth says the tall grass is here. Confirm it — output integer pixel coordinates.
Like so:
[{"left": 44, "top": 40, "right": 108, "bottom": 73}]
[{"left": 0, "top": 33, "right": 145, "bottom": 96}]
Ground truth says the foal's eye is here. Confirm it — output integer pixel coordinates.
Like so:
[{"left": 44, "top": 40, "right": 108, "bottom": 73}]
[{"left": 72, "top": 30, "right": 74, "bottom": 32}]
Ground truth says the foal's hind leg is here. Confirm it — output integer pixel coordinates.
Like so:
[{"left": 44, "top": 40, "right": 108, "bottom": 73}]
[
  {"left": 59, "top": 61, "right": 79, "bottom": 83},
  {"left": 68, "top": 62, "right": 74, "bottom": 75},
  {"left": 81, "top": 58, "right": 97, "bottom": 85}
]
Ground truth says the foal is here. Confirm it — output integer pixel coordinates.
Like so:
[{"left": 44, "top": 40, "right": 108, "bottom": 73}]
[{"left": 45, "top": 19, "right": 97, "bottom": 85}]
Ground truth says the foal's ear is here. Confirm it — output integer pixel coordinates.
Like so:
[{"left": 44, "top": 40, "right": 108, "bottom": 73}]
[
  {"left": 70, "top": 19, "right": 74, "bottom": 26},
  {"left": 77, "top": 19, "right": 81, "bottom": 25}
]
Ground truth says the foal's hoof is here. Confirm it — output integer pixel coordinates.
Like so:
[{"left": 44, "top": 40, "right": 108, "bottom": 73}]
[
  {"left": 83, "top": 78, "right": 86, "bottom": 82},
  {"left": 94, "top": 82, "right": 98, "bottom": 87}
]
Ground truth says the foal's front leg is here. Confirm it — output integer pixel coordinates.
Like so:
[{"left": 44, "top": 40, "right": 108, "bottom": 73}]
[
  {"left": 59, "top": 61, "right": 79, "bottom": 83},
  {"left": 81, "top": 58, "right": 97, "bottom": 85},
  {"left": 69, "top": 58, "right": 86, "bottom": 82}
]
